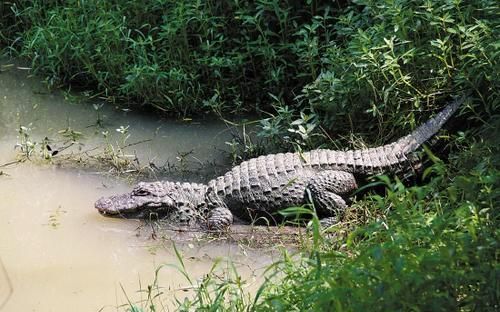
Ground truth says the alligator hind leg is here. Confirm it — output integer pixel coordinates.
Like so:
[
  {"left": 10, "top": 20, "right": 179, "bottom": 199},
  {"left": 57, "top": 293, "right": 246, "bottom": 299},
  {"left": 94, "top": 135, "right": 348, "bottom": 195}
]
[{"left": 306, "top": 170, "right": 358, "bottom": 221}]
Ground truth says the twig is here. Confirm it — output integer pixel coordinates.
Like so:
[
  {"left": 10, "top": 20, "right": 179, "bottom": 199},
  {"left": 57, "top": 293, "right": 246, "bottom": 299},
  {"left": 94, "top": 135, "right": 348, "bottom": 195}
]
[
  {"left": 122, "top": 139, "right": 153, "bottom": 149},
  {"left": 0, "top": 160, "right": 21, "bottom": 168}
]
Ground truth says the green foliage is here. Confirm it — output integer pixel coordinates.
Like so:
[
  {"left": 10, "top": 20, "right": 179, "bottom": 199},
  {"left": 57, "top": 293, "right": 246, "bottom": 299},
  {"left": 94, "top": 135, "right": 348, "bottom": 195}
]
[
  {"left": 119, "top": 244, "right": 253, "bottom": 312},
  {"left": 1, "top": 0, "right": 339, "bottom": 115},
  {"left": 300, "top": 0, "right": 499, "bottom": 139},
  {"left": 3, "top": 0, "right": 496, "bottom": 136}
]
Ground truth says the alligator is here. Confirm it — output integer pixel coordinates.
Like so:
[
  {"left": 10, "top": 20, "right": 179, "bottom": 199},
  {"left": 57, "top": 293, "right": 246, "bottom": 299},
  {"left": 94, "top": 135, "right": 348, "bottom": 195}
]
[{"left": 95, "top": 96, "right": 465, "bottom": 230}]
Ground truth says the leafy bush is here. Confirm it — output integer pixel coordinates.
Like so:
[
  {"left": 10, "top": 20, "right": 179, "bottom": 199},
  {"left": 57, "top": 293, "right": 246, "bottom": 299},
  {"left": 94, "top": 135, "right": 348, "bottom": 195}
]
[
  {"left": 300, "top": 0, "right": 499, "bottom": 139},
  {"left": 2, "top": 1, "right": 497, "bottom": 134},
  {"left": 1, "top": 0, "right": 340, "bottom": 114}
]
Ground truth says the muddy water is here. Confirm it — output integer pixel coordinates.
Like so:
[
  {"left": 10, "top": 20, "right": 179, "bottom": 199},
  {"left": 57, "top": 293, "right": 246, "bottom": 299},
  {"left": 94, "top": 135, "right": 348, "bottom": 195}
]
[{"left": 0, "top": 62, "right": 275, "bottom": 311}]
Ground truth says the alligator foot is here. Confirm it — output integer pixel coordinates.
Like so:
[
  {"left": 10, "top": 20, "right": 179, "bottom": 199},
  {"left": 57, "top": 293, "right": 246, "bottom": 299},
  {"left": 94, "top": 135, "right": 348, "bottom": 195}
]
[
  {"left": 319, "top": 216, "right": 340, "bottom": 228},
  {"left": 206, "top": 207, "right": 234, "bottom": 231}
]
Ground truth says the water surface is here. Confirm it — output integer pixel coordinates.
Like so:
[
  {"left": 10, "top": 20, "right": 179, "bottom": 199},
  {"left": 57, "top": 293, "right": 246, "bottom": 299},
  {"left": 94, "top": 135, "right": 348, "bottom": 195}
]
[{"left": 0, "top": 60, "right": 276, "bottom": 311}]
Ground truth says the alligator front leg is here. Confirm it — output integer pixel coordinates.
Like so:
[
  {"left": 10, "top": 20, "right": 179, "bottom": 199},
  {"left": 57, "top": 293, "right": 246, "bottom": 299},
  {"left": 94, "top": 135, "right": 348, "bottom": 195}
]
[
  {"left": 306, "top": 170, "right": 358, "bottom": 224},
  {"left": 206, "top": 207, "right": 234, "bottom": 231}
]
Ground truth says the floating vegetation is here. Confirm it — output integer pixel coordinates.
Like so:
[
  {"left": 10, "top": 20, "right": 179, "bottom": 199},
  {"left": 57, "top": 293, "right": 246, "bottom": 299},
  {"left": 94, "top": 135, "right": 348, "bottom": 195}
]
[{"left": 46, "top": 205, "right": 67, "bottom": 229}]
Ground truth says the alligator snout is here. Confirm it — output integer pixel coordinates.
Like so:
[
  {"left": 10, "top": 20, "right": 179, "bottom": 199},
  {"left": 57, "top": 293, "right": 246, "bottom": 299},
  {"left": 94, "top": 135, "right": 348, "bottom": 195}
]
[
  {"left": 95, "top": 196, "right": 119, "bottom": 215},
  {"left": 95, "top": 193, "right": 150, "bottom": 216}
]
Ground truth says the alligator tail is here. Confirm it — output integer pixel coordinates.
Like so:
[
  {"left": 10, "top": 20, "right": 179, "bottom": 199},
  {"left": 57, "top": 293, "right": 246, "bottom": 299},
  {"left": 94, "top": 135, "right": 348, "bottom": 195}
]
[
  {"left": 394, "top": 95, "right": 465, "bottom": 155},
  {"left": 321, "top": 95, "right": 466, "bottom": 174}
]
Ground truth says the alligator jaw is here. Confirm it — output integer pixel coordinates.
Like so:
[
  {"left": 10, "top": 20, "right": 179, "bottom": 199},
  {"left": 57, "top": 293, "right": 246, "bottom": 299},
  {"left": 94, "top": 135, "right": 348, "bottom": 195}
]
[{"left": 95, "top": 193, "right": 142, "bottom": 216}]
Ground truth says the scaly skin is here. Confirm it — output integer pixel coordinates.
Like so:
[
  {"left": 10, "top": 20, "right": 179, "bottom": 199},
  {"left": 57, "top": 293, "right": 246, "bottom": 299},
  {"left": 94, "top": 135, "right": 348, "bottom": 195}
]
[{"left": 95, "top": 96, "right": 465, "bottom": 230}]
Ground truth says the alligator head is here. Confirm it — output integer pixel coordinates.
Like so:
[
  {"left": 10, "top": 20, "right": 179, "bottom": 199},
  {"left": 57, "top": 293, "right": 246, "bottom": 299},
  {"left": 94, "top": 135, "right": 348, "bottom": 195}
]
[{"left": 95, "top": 181, "right": 208, "bottom": 222}]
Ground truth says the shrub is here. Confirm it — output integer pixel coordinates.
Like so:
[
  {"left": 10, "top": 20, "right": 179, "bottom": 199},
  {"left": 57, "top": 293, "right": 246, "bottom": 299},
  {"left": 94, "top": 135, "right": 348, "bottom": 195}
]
[{"left": 2, "top": 0, "right": 496, "bottom": 135}]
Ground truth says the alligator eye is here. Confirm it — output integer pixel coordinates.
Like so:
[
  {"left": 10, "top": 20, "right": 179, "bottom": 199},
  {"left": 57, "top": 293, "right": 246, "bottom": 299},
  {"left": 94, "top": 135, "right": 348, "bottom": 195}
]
[{"left": 134, "top": 189, "right": 150, "bottom": 196}]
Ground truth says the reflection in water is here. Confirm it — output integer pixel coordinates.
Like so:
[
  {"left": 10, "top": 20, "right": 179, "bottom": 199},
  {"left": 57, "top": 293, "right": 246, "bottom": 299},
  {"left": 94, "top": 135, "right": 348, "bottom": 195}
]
[{"left": 0, "top": 61, "right": 274, "bottom": 311}]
